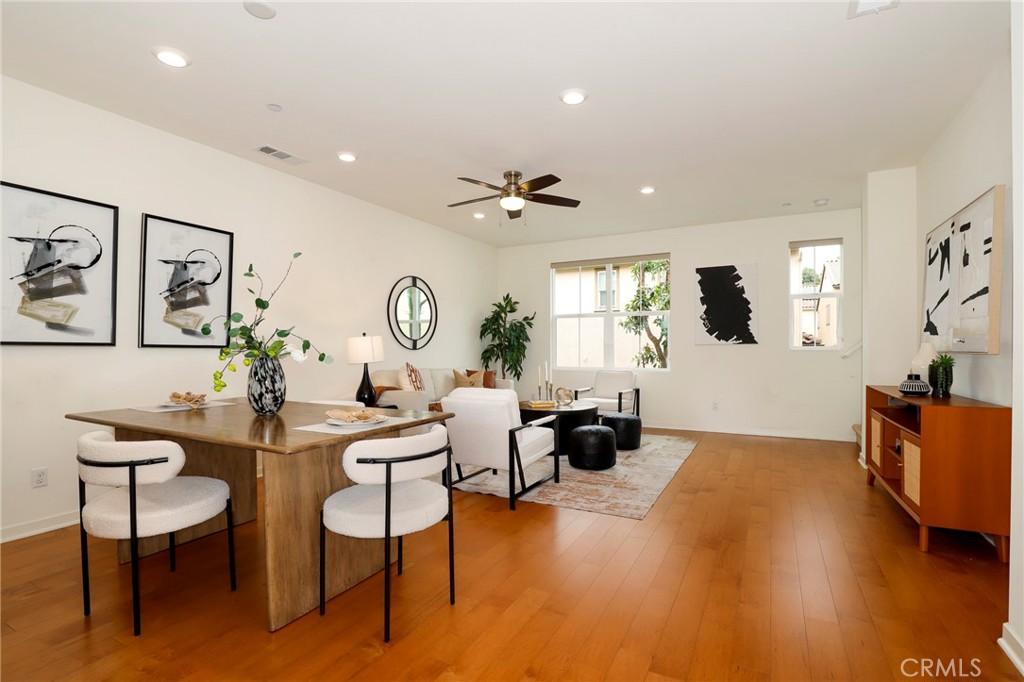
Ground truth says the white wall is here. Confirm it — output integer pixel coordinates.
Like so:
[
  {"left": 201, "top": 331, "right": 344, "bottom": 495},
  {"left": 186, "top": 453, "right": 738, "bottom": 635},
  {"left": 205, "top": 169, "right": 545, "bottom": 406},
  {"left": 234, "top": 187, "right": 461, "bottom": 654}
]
[
  {"left": 1002, "top": 1, "right": 1023, "bottom": 673},
  {"left": 862, "top": 167, "right": 919, "bottom": 385},
  {"left": 0, "top": 78, "right": 498, "bottom": 541},
  {"left": 497, "top": 210, "right": 863, "bottom": 442},
  {"left": 917, "top": 60, "right": 1014, "bottom": 406},
  {"left": 909, "top": 54, "right": 1019, "bottom": 672}
]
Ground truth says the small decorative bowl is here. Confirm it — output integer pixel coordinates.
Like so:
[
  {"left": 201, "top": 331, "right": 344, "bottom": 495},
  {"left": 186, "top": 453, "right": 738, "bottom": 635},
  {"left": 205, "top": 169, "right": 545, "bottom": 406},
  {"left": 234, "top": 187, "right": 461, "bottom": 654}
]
[{"left": 898, "top": 373, "right": 930, "bottom": 396}]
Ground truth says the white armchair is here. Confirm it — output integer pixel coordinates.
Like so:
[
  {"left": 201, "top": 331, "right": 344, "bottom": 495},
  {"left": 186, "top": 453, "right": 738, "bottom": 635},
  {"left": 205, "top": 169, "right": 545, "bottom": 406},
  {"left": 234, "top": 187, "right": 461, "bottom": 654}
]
[
  {"left": 440, "top": 388, "right": 558, "bottom": 510},
  {"left": 574, "top": 370, "right": 640, "bottom": 416}
]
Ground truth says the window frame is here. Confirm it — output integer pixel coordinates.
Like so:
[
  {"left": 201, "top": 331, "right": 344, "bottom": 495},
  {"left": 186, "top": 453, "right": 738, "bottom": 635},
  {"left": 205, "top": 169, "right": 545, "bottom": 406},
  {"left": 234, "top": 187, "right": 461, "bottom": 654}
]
[
  {"left": 788, "top": 239, "right": 844, "bottom": 351},
  {"left": 551, "top": 255, "right": 670, "bottom": 371}
]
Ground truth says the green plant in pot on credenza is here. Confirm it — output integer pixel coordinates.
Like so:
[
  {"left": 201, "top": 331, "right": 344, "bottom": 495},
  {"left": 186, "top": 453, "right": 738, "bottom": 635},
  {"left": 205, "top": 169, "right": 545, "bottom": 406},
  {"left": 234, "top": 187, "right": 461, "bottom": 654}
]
[
  {"left": 479, "top": 293, "right": 535, "bottom": 381},
  {"left": 928, "top": 353, "right": 955, "bottom": 398}
]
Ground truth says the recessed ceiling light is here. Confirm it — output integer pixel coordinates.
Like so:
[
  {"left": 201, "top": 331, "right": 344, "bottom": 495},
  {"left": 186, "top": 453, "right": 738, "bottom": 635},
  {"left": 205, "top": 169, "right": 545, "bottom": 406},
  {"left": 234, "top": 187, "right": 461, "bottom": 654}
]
[
  {"left": 266, "top": 103, "right": 283, "bottom": 112},
  {"left": 243, "top": 1, "right": 277, "bottom": 19},
  {"left": 559, "top": 89, "right": 588, "bottom": 106},
  {"left": 152, "top": 47, "right": 191, "bottom": 68},
  {"left": 473, "top": 212, "right": 485, "bottom": 220},
  {"left": 639, "top": 186, "right": 655, "bottom": 195},
  {"left": 814, "top": 198, "right": 829, "bottom": 207},
  {"left": 337, "top": 152, "right": 358, "bottom": 163}
]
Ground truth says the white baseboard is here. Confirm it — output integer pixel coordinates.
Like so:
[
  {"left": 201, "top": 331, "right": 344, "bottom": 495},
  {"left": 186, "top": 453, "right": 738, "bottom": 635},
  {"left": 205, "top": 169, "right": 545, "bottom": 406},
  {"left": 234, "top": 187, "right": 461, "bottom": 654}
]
[
  {"left": 1000, "top": 623, "right": 1024, "bottom": 677},
  {"left": 1, "top": 511, "right": 79, "bottom": 543}
]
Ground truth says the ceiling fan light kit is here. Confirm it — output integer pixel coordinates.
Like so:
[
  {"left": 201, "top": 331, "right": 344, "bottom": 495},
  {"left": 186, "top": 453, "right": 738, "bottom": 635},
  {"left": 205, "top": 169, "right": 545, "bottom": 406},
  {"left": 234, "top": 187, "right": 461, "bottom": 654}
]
[{"left": 448, "top": 169, "right": 581, "bottom": 220}]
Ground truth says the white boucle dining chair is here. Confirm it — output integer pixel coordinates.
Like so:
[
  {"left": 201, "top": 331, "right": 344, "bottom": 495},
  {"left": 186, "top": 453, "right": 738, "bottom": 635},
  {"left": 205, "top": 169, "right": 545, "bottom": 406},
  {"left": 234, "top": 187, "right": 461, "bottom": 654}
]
[
  {"left": 77, "top": 430, "right": 236, "bottom": 636},
  {"left": 320, "top": 424, "right": 454, "bottom": 642}
]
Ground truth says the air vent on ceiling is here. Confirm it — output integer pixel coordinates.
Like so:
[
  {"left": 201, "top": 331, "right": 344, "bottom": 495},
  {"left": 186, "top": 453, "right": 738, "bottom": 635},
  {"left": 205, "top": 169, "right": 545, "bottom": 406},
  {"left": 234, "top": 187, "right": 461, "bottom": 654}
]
[{"left": 255, "top": 144, "right": 308, "bottom": 166}]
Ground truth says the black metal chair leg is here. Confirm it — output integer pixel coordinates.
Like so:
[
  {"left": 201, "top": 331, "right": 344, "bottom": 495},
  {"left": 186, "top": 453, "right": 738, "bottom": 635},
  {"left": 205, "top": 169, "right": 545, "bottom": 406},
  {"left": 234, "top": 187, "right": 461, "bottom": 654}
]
[
  {"left": 129, "top": 465, "right": 141, "bottom": 637},
  {"left": 226, "top": 499, "right": 236, "bottom": 591},
  {"left": 130, "top": 534, "right": 141, "bottom": 636},
  {"left": 447, "top": 459, "right": 455, "bottom": 606},
  {"left": 79, "top": 478, "right": 90, "bottom": 617},
  {"left": 169, "top": 532, "right": 176, "bottom": 572},
  {"left": 319, "top": 511, "right": 326, "bottom": 615},
  {"left": 397, "top": 536, "right": 403, "bottom": 575},
  {"left": 384, "top": 464, "right": 392, "bottom": 642}
]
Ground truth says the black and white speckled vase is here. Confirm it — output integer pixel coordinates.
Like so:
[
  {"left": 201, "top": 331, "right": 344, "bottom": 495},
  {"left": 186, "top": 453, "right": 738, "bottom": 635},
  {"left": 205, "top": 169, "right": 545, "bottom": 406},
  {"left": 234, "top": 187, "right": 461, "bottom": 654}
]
[{"left": 248, "top": 355, "right": 286, "bottom": 415}]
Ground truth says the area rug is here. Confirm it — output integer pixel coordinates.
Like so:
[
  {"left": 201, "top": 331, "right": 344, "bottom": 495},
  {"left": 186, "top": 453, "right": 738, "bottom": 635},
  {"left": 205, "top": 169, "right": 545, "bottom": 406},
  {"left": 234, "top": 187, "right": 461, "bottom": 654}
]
[{"left": 453, "top": 434, "right": 699, "bottom": 520}]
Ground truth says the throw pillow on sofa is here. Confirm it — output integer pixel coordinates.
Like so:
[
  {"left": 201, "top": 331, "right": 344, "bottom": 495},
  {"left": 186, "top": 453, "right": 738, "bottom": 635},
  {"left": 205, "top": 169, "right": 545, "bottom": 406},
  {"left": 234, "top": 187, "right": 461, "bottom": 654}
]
[
  {"left": 465, "top": 369, "right": 496, "bottom": 388},
  {"left": 453, "top": 370, "right": 486, "bottom": 388},
  {"left": 398, "top": 362, "right": 424, "bottom": 392}
]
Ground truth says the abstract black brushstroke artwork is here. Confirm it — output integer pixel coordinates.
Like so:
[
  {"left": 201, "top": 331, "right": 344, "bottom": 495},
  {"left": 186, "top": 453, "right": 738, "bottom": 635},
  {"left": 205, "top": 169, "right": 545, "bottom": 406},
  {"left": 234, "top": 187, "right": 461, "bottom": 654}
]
[
  {"left": 921, "top": 185, "right": 1004, "bottom": 354},
  {"left": 695, "top": 264, "right": 758, "bottom": 345},
  {"left": 139, "top": 214, "right": 233, "bottom": 348},
  {"left": 1, "top": 182, "right": 118, "bottom": 345}
]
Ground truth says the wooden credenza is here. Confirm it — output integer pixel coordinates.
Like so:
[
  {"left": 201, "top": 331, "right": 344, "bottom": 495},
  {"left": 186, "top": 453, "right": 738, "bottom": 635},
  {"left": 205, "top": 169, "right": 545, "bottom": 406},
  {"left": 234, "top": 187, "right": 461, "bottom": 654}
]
[{"left": 865, "top": 385, "right": 1011, "bottom": 561}]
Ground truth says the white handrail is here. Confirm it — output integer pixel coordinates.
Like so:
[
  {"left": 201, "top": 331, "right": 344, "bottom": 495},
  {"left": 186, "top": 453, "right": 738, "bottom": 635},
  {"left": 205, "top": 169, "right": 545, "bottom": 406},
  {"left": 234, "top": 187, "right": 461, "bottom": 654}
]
[{"left": 840, "top": 340, "right": 863, "bottom": 359}]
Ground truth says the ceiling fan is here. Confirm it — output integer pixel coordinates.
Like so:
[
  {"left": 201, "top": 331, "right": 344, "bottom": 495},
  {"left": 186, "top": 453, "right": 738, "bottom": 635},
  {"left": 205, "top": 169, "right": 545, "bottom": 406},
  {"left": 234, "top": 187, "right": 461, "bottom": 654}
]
[{"left": 447, "top": 170, "right": 581, "bottom": 219}]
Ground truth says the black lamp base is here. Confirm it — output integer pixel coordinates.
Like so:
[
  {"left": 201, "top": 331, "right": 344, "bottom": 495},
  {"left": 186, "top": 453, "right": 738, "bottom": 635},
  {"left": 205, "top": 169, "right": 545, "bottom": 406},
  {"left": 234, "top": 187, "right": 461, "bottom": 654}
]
[{"left": 355, "top": 363, "right": 377, "bottom": 407}]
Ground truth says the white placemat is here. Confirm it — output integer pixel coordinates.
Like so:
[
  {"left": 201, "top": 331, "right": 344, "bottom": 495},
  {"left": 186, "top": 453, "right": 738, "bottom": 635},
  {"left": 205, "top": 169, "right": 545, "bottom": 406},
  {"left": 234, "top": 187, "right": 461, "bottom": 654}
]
[
  {"left": 294, "top": 416, "right": 416, "bottom": 434},
  {"left": 132, "top": 400, "right": 235, "bottom": 413}
]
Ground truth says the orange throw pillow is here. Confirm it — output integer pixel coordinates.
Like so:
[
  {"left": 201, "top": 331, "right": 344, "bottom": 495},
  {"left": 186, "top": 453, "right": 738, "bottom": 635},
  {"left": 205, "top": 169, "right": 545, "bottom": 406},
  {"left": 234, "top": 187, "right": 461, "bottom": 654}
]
[{"left": 466, "top": 369, "right": 496, "bottom": 388}]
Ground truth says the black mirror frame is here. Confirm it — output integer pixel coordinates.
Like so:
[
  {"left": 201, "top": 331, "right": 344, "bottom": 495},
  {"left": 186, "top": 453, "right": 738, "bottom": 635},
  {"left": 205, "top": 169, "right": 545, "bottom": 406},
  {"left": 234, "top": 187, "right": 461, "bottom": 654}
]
[{"left": 387, "top": 275, "right": 437, "bottom": 350}]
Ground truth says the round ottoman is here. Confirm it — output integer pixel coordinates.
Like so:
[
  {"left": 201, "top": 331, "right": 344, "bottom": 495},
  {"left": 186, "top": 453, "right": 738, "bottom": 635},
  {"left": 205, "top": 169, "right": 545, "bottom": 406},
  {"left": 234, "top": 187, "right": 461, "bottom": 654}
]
[
  {"left": 569, "top": 425, "right": 617, "bottom": 470},
  {"left": 601, "top": 412, "right": 642, "bottom": 450}
]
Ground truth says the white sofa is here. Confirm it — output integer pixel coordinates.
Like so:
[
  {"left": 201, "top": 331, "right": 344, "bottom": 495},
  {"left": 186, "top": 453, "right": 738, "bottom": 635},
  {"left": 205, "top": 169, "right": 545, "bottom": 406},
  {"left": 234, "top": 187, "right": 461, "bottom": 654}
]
[{"left": 370, "top": 367, "right": 513, "bottom": 411}]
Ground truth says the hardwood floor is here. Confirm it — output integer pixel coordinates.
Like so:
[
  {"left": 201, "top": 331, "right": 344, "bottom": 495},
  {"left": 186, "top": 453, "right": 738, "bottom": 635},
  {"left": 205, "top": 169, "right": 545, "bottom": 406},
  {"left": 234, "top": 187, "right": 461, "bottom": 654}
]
[{"left": 2, "top": 432, "right": 1018, "bottom": 681}]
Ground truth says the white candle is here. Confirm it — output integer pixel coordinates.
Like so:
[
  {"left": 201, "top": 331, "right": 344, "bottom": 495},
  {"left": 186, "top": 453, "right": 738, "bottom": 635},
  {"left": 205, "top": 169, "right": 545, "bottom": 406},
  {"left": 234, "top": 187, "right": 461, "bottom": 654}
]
[
  {"left": 544, "top": 361, "right": 549, "bottom": 382},
  {"left": 538, "top": 366, "right": 542, "bottom": 386}
]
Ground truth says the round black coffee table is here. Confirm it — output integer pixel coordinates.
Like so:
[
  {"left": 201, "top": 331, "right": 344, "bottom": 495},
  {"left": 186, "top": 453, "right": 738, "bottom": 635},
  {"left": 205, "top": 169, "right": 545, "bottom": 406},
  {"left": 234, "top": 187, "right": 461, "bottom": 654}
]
[{"left": 518, "top": 401, "right": 598, "bottom": 456}]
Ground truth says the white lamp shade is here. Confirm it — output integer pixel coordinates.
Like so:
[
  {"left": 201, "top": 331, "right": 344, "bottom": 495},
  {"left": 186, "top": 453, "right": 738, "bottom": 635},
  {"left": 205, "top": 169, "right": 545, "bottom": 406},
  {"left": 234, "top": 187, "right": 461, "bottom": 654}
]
[{"left": 347, "top": 335, "right": 385, "bottom": 364}]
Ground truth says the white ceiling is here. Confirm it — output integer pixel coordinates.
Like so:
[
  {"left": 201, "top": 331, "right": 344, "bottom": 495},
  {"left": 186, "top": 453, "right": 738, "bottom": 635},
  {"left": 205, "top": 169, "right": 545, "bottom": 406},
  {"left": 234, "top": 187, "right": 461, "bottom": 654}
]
[{"left": 0, "top": 1, "right": 1010, "bottom": 247}]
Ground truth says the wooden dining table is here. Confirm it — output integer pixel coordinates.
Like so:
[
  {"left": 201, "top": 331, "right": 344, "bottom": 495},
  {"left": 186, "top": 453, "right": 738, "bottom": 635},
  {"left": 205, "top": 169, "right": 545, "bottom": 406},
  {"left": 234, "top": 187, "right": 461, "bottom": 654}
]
[{"left": 65, "top": 398, "right": 451, "bottom": 631}]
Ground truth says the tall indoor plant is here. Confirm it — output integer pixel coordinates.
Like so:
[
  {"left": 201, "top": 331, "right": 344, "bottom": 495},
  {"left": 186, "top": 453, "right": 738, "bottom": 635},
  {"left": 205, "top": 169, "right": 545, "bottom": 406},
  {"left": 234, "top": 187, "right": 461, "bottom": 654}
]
[{"left": 479, "top": 293, "right": 535, "bottom": 381}]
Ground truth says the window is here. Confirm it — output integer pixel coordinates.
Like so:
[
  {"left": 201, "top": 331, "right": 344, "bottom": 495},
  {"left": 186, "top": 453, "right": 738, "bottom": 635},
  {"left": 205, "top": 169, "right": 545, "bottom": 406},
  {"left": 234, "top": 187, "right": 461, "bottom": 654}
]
[
  {"left": 595, "top": 267, "right": 618, "bottom": 311},
  {"left": 553, "top": 255, "right": 670, "bottom": 369},
  {"left": 789, "top": 239, "right": 842, "bottom": 348}
]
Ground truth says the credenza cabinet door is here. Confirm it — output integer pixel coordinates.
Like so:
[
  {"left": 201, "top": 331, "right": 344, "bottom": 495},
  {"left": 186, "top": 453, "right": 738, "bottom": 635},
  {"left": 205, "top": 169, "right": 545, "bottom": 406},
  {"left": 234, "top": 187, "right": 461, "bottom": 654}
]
[
  {"left": 870, "top": 413, "right": 882, "bottom": 467},
  {"left": 902, "top": 432, "right": 922, "bottom": 508}
]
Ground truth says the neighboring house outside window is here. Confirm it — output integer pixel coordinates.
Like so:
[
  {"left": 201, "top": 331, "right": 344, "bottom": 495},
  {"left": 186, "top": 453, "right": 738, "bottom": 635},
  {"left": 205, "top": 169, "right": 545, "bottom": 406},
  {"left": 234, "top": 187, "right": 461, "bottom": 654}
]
[
  {"left": 553, "top": 255, "right": 670, "bottom": 369},
  {"left": 789, "top": 239, "right": 842, "bottom": 349}
]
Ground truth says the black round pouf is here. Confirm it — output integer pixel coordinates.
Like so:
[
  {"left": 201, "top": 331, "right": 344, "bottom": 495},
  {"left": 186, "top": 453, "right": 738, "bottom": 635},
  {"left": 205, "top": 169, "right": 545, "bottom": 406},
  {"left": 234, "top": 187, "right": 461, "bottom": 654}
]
[
  {"left": 601, "top": 412, "right": 642, "bottom": 450},
  {"left": 569, "top": 425, "right": 617, "bottom": 470}
]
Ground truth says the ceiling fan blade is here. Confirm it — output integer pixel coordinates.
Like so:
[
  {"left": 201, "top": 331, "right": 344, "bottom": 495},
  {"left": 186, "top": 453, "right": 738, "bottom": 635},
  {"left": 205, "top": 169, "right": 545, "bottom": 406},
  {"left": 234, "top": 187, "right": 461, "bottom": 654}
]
[
  {"left": 519, "top": 174, "right": 560, "bottom": 193},
  {"left": 524, "top": 192, "right": 581, "bottom": 208},
  {"left": 448, "top": 194, "right": 499, "bottom": 208},
  {"left": 507, "top": 209, "right": 523, "bottom": 220},
  {"left": 458, "top": 177, "right": 503, "bottom": 192}
]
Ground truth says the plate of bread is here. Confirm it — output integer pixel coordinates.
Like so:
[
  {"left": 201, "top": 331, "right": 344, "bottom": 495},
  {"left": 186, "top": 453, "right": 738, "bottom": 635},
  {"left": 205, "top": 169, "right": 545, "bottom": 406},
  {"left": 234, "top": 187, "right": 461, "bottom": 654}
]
[{"left": 325, "top": 409, "right": 387, "bottom": 426}]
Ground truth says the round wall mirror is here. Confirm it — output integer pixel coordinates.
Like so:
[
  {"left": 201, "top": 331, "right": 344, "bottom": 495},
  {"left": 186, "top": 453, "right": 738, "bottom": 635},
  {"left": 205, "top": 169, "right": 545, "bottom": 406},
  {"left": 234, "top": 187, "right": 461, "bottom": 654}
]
[{"left": 387, "top": 275, "right": 436, "bottom": 350}]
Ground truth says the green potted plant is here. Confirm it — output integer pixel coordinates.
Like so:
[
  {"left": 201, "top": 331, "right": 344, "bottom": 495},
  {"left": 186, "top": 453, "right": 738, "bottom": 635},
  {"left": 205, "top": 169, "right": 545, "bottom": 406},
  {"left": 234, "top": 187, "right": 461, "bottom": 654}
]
[
  {"left": 479, "top": 293, "right": 535, "bottom": 381},
  {"left": 201, "top": 252, "right": 332, "bottom": 415},
  {"left": 928, "top": 352, "right": 955, "bottom": 398}
]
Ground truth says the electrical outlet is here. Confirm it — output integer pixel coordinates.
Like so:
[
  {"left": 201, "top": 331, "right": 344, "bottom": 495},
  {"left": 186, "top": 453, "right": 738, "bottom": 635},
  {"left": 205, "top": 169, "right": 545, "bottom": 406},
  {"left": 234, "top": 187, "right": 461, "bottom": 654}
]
[
  {"left": 711, "top": 401, "right": 719, "bottom": 411},
  {"left": 32, "top": 468, "right": 48, "bottom": 488}
]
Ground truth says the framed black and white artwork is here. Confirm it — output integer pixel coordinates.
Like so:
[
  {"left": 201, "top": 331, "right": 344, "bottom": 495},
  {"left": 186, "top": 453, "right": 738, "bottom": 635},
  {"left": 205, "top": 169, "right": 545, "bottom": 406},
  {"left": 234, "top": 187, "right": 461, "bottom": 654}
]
[
  {"left": 922, "top": 185, "right": 1003, "bottom": 354},
  {"left": 695, "top": 264, "right": 758, "bottom": 345},
  {"left": 1, "top": 182, "right": 118, "bottom": 345},
  {"left": 139, "top": 214, "right": 233, "bottom": 348}
]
